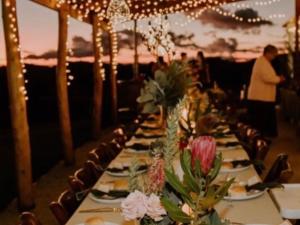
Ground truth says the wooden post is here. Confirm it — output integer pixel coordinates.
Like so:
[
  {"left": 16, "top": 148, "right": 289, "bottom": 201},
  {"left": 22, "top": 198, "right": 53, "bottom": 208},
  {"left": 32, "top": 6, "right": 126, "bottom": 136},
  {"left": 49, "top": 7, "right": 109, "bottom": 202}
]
[
  {"left": 133, "top": 20, "right": 139, "bottom": 79},
  {"left": 295, "top": 0, "right": 300, "bottom": 83},
  {"left": 91, "top": 14, "right": 104, "bottom": 138},
  {"left": 109, "top": 28, "right": 118, "bottom": 124},
  {"left": 57, "top": 8, "right": 74, "bottom": 165},
  {"left": 2, "top": 0, "right": 34, "bottom": 210}
]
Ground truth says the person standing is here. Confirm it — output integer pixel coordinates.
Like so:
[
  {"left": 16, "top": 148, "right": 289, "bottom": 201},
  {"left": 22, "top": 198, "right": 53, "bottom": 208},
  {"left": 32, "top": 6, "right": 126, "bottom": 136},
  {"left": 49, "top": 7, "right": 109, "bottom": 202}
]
[
  {"left": 197, "top": 51, "right": 211, "bottom": 89},
  {"left": 247, "top": 45, "right": 285, "bottom": 137}
]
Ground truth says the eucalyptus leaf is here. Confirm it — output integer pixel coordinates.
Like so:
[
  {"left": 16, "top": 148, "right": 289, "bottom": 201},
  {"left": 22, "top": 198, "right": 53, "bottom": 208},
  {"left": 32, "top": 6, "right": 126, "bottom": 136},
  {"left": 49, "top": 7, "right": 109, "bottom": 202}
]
[{"left": 161, "top": 197, "right": 192, "bottom": 223}]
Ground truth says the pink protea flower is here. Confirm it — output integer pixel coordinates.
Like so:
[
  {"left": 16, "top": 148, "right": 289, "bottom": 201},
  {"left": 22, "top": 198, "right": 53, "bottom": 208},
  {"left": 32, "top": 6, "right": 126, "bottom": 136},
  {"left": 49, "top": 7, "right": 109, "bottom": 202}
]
[
  {"left": 147, "top": 156, "right": 165, "bottom": 194},
  {"left": 191, "top": 136, "right": 216, "bottom": 174}
]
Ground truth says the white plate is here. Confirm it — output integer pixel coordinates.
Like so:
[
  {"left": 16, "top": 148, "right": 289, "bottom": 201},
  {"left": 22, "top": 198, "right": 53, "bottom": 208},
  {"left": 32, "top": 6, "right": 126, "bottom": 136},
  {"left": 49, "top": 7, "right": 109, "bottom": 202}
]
[
  {"left": 124, "top": 148, "right": 149, "bottom": 154},
  {"left": 224, "top": 190, "right": 264, "bottom": 201},
  {"left": 88, "top": 193, "right": 125, "bottom": 204},
  {"left": 77, "top": 221, "right": 119, "bottom": 225},
  {"left": 106, "top": 168, "right": 147, "bottom": 177},
  {"left": 217, "top": 145, "right": 242, "bottom": 151},
  {"left": 220, "top": 165, "right": 251, "bottom": 173}
]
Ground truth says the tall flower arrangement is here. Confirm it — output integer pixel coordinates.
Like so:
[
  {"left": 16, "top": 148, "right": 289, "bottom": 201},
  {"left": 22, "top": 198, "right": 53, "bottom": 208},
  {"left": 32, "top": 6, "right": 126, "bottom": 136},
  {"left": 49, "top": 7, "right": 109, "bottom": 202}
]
[{"left": 137, "top": 62, "right": 190, "bottom": 117}]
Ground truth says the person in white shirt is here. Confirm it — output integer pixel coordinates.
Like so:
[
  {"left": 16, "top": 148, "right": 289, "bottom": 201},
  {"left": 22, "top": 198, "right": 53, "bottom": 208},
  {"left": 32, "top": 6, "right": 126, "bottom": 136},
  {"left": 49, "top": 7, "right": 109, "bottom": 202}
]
[{"left": 247, "top": 45, "right": 285, "bottom": 137}]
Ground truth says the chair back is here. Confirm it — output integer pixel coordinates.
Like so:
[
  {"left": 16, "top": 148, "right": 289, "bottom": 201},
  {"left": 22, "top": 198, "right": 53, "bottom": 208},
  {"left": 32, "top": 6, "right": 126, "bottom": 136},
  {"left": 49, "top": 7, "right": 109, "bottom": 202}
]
[
  {"left": 254, "top": 139, "right": 270, "bottom": 161},
  {"left": 18, "top": 212, "right": 41, "bottom": 225},
  {"left": 113, "top": 128, "right": 128, "bottom": 146},
  {"left": 68, "top": 176, "right": 85, "bottom": 192},
  {"left": 264, "top": 153, "right": 293, "bottom": 183},
  {"left": 49, "top": 190, "right": 79, "bottom": 225}
]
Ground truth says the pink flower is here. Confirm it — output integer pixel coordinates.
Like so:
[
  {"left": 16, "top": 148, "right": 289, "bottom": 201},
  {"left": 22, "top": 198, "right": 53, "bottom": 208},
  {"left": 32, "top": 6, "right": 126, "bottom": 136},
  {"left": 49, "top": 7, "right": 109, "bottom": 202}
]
[
  {"left": 121, "top": 190, "right": 147, "bottom": 221},
  {"left": 145, "top": 194, "right": 166, "bottom": 221},
  {"left": 191, "top": 136, "right": 216, "bottom": 174},
  {"left": 147, "top": 157, "right": 165, "bottom": 193}
]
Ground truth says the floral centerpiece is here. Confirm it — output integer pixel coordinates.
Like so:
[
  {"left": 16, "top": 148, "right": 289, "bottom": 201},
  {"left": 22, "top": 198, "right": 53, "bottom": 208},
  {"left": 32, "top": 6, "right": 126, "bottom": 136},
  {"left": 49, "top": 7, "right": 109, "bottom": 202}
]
[{"left": 161, "top": 136, "right": 234, "bottom": 225}]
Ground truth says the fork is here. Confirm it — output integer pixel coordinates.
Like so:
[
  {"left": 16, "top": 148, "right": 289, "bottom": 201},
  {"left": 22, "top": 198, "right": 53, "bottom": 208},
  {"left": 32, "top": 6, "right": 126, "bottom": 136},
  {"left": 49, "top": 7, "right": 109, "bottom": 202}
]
[{"left": 79, "top": 207, "right": 122, "bottom": 213}]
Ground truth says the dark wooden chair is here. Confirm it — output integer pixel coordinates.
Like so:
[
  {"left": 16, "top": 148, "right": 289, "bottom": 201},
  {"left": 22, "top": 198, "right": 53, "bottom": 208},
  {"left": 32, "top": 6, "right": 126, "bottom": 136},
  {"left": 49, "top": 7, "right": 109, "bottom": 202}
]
[
  {"left": 88, "top": 143, "right": 115, "bottom": 168},
  {"left": 109, "top": 139, "right": 122, "bottom": 156},
  {"left": 68, "top": 176, "right": 85, "bottom": 193},
  {"left": 264, "top": 153, "right": 293, "bottom": 183},
  {"left": 254, "top": 138, "right": 270, "bottom": 161},
  {"left": 18, "top": 212, "right": 41, "bottom": 225},
  {"left": 49, "top": 190, "right": 80, "bottom": 225},
  {"left": 72, "top": 160, "right": 103, "bottom": 189},
  {"left": 113, "top": 127, "right": 128, "bottom": 147}
]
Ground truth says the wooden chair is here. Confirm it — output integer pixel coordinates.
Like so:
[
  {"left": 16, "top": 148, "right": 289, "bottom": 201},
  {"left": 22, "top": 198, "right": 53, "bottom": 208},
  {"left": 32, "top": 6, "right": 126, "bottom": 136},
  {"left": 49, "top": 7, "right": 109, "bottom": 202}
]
[
  {"left": 18, "top": 212, "right": 41, "bottom": 225},
  {"left": 113, "top": 127, "right": 128, "bottom": 147},
  {"left": 254, "top": 138, "right": 270, "bottom": 161},
  {"left": 49, "top": 190, "right": 80, "bottom": 225},
  {"left": 88, "top": 143, "right": 115, "bottom": 168},
  {"left": 73, "top": 159, "right": 103, "bottom": 188},
  {"left": 68, "top": 176, "right": 85, "bottom": 193},
  {"left": 109, "top": 139, "right": 122, "bottom": 156},
  {"left": 264, "top": 153, "right": 293, "bottom": 183}
]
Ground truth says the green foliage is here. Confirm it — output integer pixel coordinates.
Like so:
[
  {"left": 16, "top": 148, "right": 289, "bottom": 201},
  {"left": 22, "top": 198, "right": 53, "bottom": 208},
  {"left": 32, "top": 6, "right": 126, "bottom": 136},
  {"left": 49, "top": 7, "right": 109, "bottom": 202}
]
[
  {"left": 163, "top": 96, "right": 187, "bottom": 171},
  {"left": 137, "top": 62, "right": 190, "bottom": 114},
  {"left": 128, "top": 157, "right": 141, "bottom": 192}
]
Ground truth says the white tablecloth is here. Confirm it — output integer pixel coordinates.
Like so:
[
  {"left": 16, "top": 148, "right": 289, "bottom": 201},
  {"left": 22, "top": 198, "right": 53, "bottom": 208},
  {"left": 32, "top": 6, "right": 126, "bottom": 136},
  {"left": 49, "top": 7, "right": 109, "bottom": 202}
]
[{"left": 66, "top": 132, "right": 283, "bottom": 225}]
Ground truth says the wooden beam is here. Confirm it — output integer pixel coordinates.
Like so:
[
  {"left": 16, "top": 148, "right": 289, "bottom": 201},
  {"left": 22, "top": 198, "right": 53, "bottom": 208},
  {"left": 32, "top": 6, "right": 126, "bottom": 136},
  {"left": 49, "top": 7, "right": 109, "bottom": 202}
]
[
  {"left": 133, "top": 19, "right": 139, "bottom": 79},
  {"left": 294, "top": 0, "right": 300, "bottom": 83},
  {"left": 2, "top": 0, "right": 34, "bottom": 210},
  {"left": 57, "top": 8, "right": 74, "bottom": 165},
  {"left": 108, "top": 30, "right": 118, "bottom": 124},
  {"left": 29, "top": 0, "right": 92, "bottom": 24},
  {"left": 296, "top": 0, "right": 300, "bottom": 53},
  {"left": 91, "top": 14, "right": 104, "bottom": 138}
]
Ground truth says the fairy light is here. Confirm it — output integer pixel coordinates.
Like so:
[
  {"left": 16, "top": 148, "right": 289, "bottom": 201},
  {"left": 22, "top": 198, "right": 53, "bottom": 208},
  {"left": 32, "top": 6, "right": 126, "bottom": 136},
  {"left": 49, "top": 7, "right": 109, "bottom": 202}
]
[
  {"left": 4, "top": 0, "right": 29, "bottom": 101},
  {"left": 95, "top": 14, "right": 106, "bottom": 80},
  {"left": 108, "top": 22, "right": 118, "bottom": 79},
  {"left": 54, "top": 0, "right": 234, "bottom": 21},
  {"left": 64, "top": 16, "right": 74, "bottom": 87},
  {"left": 142, "top": 15, "right": 175, "bottom": 57}
]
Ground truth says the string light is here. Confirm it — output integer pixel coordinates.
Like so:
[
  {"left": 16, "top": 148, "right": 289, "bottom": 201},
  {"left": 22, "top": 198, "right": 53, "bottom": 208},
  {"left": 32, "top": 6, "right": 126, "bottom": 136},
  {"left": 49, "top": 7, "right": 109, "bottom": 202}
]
[
  {"left": 108, "top": 22, "right": 118, "bottom": 80},
  {"left": 5, "top": 0, "right": 29, "bottom": 101},
  {"left": 143, "top": 16, "right": 175, "bottom": 57},
  {"left": 228, "top": 0, "right": 282, "bottom": 9},
  {"left": 106, "top": 0, "right": 131, "bottom": 29},
  {"left": 95, "top": 14, "right": 106, "bottom": 80}
]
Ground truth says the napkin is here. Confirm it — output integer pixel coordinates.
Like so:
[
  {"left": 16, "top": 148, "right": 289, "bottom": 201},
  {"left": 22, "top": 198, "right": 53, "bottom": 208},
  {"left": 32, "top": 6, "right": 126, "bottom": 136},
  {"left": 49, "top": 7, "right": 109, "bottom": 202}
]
[{"left": 97, "top": 183, "right": 114, "bottom": 193}]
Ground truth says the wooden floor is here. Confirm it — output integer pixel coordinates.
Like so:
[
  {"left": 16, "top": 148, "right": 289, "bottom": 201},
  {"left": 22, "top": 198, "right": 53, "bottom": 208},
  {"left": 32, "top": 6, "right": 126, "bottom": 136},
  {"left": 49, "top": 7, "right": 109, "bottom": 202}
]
[{"left": 0, "top": 115, "right": 299, "bottom": 225}]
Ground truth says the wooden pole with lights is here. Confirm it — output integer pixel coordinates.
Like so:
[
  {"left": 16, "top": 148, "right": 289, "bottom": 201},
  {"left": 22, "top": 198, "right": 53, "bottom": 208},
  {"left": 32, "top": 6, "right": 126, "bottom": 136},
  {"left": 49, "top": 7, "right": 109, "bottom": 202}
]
[
  {"left": 57, "top": 8, "right": 74, "bottom": 165},
  {"left": 2, "top": 0, "right": 34, "bottom": 210},
  {"left": 91, "top": 14, "right": 104, "bottom": 138},
  {"left": 133, "top": 19, "right": 139, "bottom": 79},
  {"left": 295, "top": 0, "right": 300, "bottom": 83},
  {"left": 108, "top": 26, "right": 118, "bottom": 124}
]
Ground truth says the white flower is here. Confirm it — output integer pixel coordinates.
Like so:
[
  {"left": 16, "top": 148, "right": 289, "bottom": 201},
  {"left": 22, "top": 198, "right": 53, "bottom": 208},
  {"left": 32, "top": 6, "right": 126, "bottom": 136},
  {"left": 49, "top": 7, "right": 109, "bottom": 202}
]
[
  {"left": 121, "top": 190, "right": 147, "bottom": 221},
  {"left": 145, "top": 194, "right": 166, "bottom": 221}
]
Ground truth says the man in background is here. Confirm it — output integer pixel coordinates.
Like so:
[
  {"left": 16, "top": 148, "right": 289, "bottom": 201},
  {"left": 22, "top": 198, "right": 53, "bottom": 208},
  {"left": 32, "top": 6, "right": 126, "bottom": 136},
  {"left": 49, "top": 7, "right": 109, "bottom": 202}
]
[
  {"left": 180, "top": 52, "right": 188, "bottom": 64},
  {"left": 247, "top": 45, "right": 285, "bottom": 137}
]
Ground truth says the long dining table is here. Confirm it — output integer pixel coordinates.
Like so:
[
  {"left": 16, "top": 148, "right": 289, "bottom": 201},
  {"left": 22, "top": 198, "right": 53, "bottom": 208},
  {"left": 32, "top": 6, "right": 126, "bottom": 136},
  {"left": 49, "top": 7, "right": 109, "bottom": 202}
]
[{"left": 66, "top": 122, "right": 284, "bottom": 225}]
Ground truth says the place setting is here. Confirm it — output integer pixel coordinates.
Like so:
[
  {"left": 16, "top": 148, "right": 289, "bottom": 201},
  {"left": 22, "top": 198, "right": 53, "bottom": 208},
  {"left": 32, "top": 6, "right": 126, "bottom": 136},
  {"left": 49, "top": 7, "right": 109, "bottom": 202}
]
[
  {"left": 88, "top": 179, "right": 130, "bottom": 204},
  {"left": 105, "top": 157, "right": 149, "bottom": 177}
]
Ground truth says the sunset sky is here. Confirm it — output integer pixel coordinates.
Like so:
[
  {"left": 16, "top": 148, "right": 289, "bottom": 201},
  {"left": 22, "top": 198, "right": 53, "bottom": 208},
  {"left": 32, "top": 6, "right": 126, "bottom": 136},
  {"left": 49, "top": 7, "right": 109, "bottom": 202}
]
[{"left": 0, "top": 0, "right": 296, "bottom": 66}]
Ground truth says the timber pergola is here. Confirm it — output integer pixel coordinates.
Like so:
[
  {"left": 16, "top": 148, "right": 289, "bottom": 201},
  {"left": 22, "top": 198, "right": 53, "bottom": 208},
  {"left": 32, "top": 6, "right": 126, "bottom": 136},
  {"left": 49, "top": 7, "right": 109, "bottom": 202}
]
[{"left": 6, "top": 0, "right": 296, "bottom": 210}]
